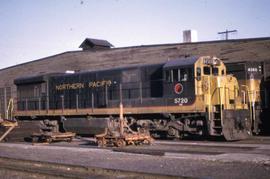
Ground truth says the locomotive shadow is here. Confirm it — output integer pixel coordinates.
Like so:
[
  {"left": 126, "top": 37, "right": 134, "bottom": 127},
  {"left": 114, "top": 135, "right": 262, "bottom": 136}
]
[
  {"left": 157, "top": 135, "right": 227, "bottom": 142},
  {"left": 76, "top": 136, "right": 98, "bottom": 146}
]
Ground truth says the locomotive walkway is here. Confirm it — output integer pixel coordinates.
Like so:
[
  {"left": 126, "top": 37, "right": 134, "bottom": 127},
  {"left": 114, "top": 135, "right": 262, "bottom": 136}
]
[{"left": 0, "top": 137, "right": 270, "bottom": 178}]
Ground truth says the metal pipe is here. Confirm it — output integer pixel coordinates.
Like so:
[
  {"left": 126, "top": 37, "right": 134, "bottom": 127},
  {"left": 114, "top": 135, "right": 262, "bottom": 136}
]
[
  {"left": 76, "top": 94, "right": 79, "bottom": 111},
  {"left": 38, "top": 97, "right": 41, "bottom": 113},
  {"left": 61, "top": 95, "right": 64, "bottom": 113},
  {"left": 46, "top": 81, "right": 49, "bottom": 113},
  {"left": 25, "top": 99, "right": 28, "bottom": 111},
  {"left": 105, "top": 85, "right": 108, "bottom": 106},
  {"left": 119, "top": 84, "right": 124, "bottom": 136},
  {"left": 3, "top": 88, "right": 7, "bottom": 116},
  {"left": 139, "top": 82, "right": 142, "bottom": 104},
  {"left": 91, "top": 92, "right": 94, "bottom": 113}
]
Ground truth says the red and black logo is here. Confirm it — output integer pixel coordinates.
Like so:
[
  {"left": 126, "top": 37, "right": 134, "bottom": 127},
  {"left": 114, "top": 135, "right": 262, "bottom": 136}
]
[{"left": 174, "top": 83, "right": 183, "bottom": 94}]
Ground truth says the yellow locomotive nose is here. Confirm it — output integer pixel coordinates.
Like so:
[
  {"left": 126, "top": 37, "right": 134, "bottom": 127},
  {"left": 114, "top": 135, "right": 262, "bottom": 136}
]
[{"left": 194, "top": 56, "right": 251, "bottom": 140}]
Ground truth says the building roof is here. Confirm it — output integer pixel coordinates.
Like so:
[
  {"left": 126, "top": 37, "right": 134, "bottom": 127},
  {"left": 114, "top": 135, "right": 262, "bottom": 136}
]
[{"left": 1, "top": 37, "right": 270, "bottom": 72}]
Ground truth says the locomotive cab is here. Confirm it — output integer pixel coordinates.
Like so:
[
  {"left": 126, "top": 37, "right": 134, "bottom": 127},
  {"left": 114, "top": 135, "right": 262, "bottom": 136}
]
[
  {"left": 163, "top": 57, "right": 196, "bottom": 106},
  {"left": 162, "top": 56, "right": 251, "bottom": 140}
]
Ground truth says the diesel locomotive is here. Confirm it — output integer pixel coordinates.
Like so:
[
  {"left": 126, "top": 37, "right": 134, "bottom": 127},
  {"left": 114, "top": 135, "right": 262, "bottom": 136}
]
[
  {"left": 227, "top": 62, "right": 264, "bottom": 134},
  {"left": 13, "top": 56, "right": 252, "bottom": 140}
]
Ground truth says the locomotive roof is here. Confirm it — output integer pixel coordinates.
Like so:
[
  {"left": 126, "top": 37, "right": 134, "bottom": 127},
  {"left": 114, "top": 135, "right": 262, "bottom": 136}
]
[
  {"left": 14, "top": 63, "right": 164, "bottom": 84},
  {"left": 14, "top": 57, "right": 199, "bottom": 84},
  {"left": 163, "top": 56, "right": 198, "bottom": 69},
  {"left": 57, "top": 63, "right": 164, "bottom": 76}
]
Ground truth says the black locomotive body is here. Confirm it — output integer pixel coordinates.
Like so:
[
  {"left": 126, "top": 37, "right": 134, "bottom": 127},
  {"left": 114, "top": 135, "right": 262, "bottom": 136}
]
[
  {"left": 14, "top": 56, "right": 251, "bottom": 140},
  {"left": 15, "top": 59, "right": 196, "bottom": 112}
]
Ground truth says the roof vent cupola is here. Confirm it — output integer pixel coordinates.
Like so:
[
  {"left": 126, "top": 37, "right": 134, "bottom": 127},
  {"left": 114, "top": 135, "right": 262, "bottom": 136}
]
[{"left": 79, "top": 38, "right": 114, "bottom": 51}]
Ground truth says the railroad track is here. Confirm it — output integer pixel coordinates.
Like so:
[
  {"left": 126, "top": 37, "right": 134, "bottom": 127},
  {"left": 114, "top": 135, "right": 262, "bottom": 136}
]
[
  {"left": 0, "top": 138, "right": 270, "bottom": 179},
  {"left": 6, "top": 136, "right": 270, "bottom": 157},
  {"left": 0, "top": 157, "right": 185, "bottom": 179}
]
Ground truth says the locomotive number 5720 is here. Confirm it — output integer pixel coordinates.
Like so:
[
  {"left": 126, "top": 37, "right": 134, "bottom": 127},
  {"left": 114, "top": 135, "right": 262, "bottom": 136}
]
[{"left": 174, "top": 97, "right": 188, "bottom": 105}]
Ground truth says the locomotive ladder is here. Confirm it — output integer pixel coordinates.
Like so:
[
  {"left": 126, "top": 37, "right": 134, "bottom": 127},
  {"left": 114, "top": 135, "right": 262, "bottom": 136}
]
[
  {"left": 210, "top": 86, "right": 224, "bottom": 136},
  {"left": 212, "top": 105, "right": 222, "bottom": 135}
]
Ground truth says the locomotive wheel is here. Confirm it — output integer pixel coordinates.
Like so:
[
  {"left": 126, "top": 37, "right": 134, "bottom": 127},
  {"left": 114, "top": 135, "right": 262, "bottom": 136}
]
[
  {"left": 97, "top": 138, "right": 106, "bottom": 147},
  {"left": 143, "top": 139, "right": 151, "bottom": 145},
  {"left": 46, "top": 138, "right": 52, "bottom": 143},
  {"left": 127, "top": 141, "right": 134, "bottom": 145},
  {"left": 67, "top": 137, "right": 72, "bottom": 143},
  {"left": 2, "top": 136, "right": 9, "bottom": 142},
  {"left": 97, "top": 140, "right": 103, "bottom": 147},
  {"left": 167, "top": 127, "right": 182, "bottom": 139},
  {"left": 115, "top": 139, "right": 126, "bottom": 147}
]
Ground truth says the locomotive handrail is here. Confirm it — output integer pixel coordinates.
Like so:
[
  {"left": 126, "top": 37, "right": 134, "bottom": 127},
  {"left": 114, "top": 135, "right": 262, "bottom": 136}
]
[{"left": 241, "top": 84, "right": 255, "bottom": 126}]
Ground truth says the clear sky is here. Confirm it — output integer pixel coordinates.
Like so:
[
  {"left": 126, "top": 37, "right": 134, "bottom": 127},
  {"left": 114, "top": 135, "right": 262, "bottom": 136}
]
[{"left": 0, "top": 0, "right": 269, "bottom": 69}]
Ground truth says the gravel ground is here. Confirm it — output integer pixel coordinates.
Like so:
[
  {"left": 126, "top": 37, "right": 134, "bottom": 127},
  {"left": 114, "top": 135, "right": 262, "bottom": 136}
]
[{"left": 0, "top": 139, "right": 270, "bottom": 179}]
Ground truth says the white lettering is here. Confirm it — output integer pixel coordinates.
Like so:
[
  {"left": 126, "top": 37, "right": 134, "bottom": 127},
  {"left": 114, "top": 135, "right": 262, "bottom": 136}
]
[{"left": 174, "top": 98, "right": 188, "bottom": 105}]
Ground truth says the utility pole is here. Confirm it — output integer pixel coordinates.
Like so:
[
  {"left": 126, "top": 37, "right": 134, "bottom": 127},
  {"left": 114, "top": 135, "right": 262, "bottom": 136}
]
[{"left": 218, "top": 29, "right": 237, "bottom": 40}]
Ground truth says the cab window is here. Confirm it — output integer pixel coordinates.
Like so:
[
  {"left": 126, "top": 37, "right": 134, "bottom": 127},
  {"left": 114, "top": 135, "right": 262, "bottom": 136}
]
[
  {"left": 165, "top": 69, "right": 180, "bottom": 82},
  {"left": 203, "top": 66, "right": 211, "bottom": 75},
  {"left": 165, "top": 70, "right": 171, "bottom": 82},
  {"left": 180, "top": 69, "right": 188, "bottom": 81},
  {"left": 173, "top": 69, "right": 178, "bottom": 82},
  {"left": 213, "top": 67, "right": 219, "bottom": 75},
  {"left": 165, "top": 68, "right": 192, "bottom": 82},
  {"left": 196, "top": 67, "right": 201, "bottom": 77}
]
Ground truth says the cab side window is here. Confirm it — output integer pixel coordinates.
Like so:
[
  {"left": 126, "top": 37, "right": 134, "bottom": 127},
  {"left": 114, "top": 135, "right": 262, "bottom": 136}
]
[
  {"left": 173, "top": 69, "right": 178, "bottom": 82},
  {"left": 165, "top": 70, "right": 171, "bottom": 82},
  {"left": 180, "top": 69, "right": 188, "bottom": 81},
  {"left": 221, "top": 69, "right": 225, "bottom": 75},
  {"left": 196, "top": 67, "right": 201, "bottom": 77},
  {"left": 165, "top": 68, "right": 192, "bottom": 82},
  {"left": 165, "top": 69, "right": 179, "bottom": 83}
]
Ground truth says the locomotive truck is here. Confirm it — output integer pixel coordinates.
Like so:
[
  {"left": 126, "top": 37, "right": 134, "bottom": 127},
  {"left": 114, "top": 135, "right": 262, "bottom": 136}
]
[{"left": 12, "top": 56, "right": 252, "bottom": 141}]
